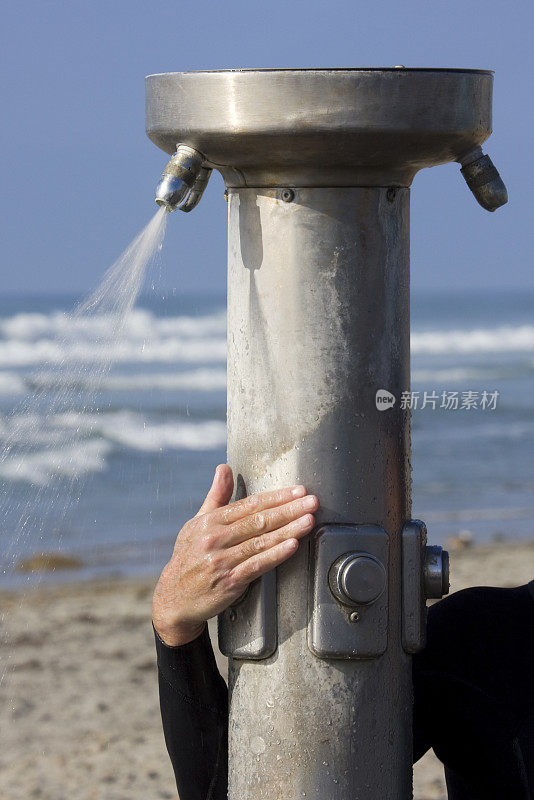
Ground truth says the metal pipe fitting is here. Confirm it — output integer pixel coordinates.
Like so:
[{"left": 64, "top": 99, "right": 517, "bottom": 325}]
[
  {"left": 458, "top": 146, "right": 508, "bottom": 212},
  {"left": 154, "top": 144, "right": 206, "bottom": 212},
  {"left": 179, "top": 165, "right": 212, "bottom": 212},
  {"left": 424, "top": 545, "right": 450, "bottom": 599}
]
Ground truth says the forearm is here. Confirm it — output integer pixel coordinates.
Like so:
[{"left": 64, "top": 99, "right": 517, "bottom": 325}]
[
  {"left": 154, "top": 625, "right": 228, "bottom": 800},
  {"left": 151, "top": 469, "right": 318, "bottom": 798}
]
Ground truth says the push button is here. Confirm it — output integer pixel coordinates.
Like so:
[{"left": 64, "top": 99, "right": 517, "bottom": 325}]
[{"left": 329, "top": 554, "right": 386, "bottom": 606}]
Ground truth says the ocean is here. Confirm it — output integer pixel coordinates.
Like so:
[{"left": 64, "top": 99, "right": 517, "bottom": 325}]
[{"left": 0, "top": 289, "right": 533, "bottom": 585}]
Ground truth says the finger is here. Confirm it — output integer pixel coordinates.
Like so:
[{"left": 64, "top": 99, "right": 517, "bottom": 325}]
[
  {"left": 196, "top": 464, "right": 234, "bottom": 517},
  {"left": 230, "top": 538, "right": 300, "bottom": 586},
  {"left": 217, "top": 484, "right": 308, "bottom": 525},
  {"left": 226, "top": 513, "right": 315, "bottom": 568},
  {"left": 224, "top": 494, "right": 319, "bottom": 546}
]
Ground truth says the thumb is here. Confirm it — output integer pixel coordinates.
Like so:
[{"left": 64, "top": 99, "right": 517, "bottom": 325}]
[{"left": 195, "top": 464, "right": 234, "bottom": 516}]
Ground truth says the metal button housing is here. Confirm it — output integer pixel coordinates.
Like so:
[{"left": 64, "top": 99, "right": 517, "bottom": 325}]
[{"left": 309, "top": 524, "right": 389, "bottom": 659}]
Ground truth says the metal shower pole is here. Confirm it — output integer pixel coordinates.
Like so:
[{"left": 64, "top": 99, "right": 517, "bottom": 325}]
[{"left": 146, "top": 68, "right": 507, "bottom": 799}]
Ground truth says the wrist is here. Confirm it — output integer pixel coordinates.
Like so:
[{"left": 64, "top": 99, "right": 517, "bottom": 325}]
[{"left": 152, "top": 618, "right": 206, "bottom": 647}]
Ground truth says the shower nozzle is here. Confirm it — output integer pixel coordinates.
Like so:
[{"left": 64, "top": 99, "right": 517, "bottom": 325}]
[
  {"left": 155, "top": 145, "right": 210, "bottom": 212},
  {"left": 457, "top": 147, "right": 508, "bottom": 212}
]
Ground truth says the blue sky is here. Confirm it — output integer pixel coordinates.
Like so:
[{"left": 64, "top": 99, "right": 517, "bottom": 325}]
[{"left": 1, "top": 0, "right": 532, "bottom": 295}]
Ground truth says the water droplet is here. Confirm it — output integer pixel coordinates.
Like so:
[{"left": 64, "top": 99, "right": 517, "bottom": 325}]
[{"left": 250, "top": 736, "right": 266, "bottom": 755}]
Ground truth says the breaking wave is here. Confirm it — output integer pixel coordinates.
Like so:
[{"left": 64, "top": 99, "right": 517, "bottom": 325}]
[
  {"left": 1, "top": 309, "right": 533, "bottom": 372},
  {"left": 0, "top": 410, "right": 227, "bottom": 485},
  {"left": 0, "top": 308, "right": 226, "bottom": 367},
  {"left": 411, "top": 325, "right": 534, "bottom": 355}
]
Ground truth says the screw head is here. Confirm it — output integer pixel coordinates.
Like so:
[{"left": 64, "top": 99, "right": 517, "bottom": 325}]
[
  {"left": 349, "top": 611, "right": 360, "bottom": 623},
  {"left": 281, "top": 188, "right": 295, "bottom": 203}
]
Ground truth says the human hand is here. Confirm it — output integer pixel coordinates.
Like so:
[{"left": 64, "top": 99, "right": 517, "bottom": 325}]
[{"left": 152, "top": 464, "right": 318, "bottom": 646}]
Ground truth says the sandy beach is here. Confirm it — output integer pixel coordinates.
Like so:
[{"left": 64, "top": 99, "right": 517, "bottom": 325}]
[{"left": 1, "top": 539, "right": 533, "bottom": 800}]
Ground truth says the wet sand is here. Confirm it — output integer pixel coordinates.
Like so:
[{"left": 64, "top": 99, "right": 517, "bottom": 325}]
[{"left": 1, "top": 539, "right": 533, "bottom": 800}]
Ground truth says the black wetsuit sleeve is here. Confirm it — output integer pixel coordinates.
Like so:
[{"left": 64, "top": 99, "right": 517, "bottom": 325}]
[
  {"left": 156, "top": 582, "right": 534, "bottom": 800},
  {"left": 413, "top": 581, "right": 534, "bottom": 800},
  {"left": 154, "top": 625, "right": 228, "bottom": 800}
]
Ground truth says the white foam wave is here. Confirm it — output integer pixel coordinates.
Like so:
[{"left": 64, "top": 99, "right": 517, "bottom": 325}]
[
  {"left": 412, "top": 325, "right": 534, "bottom": 355},
  {"left": 27, "top": 368, "right": 227, "bottom": 392},
  {"left": 0, "top": 440, "right": 112, "bottom": 486},
  {"left": 4, "top": 300, "right": 534, "bottom": 370},
  {"left": 0, "top": 308, "right": 226, "bottom": 341},
  {"left": 0, "top": 372, "right": 26, "bottom": 395},
  {"left": 412, "top": 366, "right": 516, "bottom": 383},
  {"left": 102, "top": 418, "right": 227, "bottom": 452},
  {"left": 0, "top": 335, "right": 226, "bottom": 367},
  {"left": 0, "top": 410, "right": 227, "bottom": 484},
  {"left": 53, "top": 411, "right": 227, "bottom": 452},
  {"left": 0, "top": 308, "right": 227, "bottom": 367},
  {"left": 1, "top": 308, "right": 532, "bottom": 369},
  {"left": 0, "top": 412, "right": 70, "bottom": 446},
  {"left": 0, "top": 309, "right": 226, "bottom": 367}
]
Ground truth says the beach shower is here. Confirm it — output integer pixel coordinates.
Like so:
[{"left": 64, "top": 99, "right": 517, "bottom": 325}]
[{"left": 146, "top": 68, "right": 507, "bottom": 799}]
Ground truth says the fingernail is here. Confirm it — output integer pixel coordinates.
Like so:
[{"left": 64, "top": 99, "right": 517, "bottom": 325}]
[
  {"left": 302, "top": 495, "right": 317, "bottom": 509},
  {"left": 291, "top": 485, "right": 306, "bottom": 497},
  {"left": 285, "top": 538, "right": 299, "bottom": 551}
]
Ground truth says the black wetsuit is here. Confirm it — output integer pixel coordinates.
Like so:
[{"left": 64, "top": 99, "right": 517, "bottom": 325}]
[{"left": 155, "top": 582, "right": 534, "bottom": 800}]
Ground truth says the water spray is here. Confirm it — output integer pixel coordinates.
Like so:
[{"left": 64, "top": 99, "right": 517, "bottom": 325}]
[{"left": 147, "top": 68, "right": 507, "bottom": 799}]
